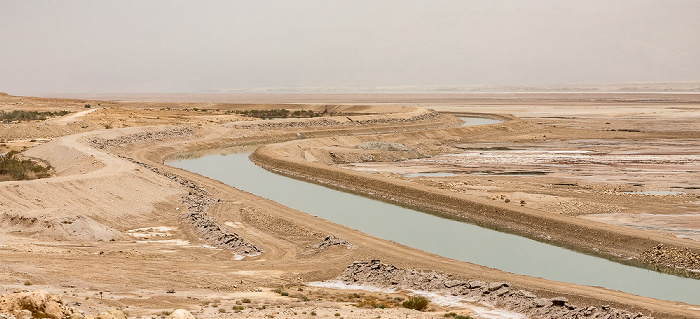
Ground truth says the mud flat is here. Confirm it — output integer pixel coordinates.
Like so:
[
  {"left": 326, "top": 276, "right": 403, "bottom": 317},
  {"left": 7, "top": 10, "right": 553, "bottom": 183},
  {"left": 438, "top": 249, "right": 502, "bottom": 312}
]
[{"left": 1, "top": 92, "right": 699, "bottom": 318}]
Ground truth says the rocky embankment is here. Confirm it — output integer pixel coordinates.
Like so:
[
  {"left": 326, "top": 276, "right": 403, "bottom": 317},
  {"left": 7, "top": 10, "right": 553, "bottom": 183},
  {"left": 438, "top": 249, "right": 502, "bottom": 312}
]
[
  {"left": 336, "top": 260, "right": 654, "bottom": 319},
  {"left": 87, "top": 127, "right": 194, "bottom": 150},
  {"left": 232, "top": 109, "right": 444, "bottom": 130},
  {"left": 639, "top": 244, "right": 700, "bottom": 274},
  {"left": 87, "top": 129, "right": 262, "bottom": 257},
  {"left": 121, "top": 155, "right": 262, "bottom": 256}
]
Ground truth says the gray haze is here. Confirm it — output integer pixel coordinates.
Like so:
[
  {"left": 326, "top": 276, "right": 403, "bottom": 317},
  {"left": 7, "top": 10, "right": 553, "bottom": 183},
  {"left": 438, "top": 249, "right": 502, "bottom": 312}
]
[{"left": 1, "top": 1, "right": 699, "bottom": 94}]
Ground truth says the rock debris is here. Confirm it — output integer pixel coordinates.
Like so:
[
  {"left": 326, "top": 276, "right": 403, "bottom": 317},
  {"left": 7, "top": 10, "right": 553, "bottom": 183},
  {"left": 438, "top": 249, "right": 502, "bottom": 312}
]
[{"left": 336, "top": 260, "right": 654, "bottom": 319}]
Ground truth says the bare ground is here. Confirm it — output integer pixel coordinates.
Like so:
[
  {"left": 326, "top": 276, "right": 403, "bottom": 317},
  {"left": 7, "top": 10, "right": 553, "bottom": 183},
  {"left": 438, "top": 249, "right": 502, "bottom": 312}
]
[{"left": 1, "top": 92, "right": 699, "bottom": 318}]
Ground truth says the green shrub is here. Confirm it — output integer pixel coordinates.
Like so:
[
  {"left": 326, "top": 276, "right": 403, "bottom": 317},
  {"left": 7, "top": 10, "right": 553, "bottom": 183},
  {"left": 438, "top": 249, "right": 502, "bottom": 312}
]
[
  {"left": 234, "top": 109, "right": 323, "bottom": 119},
  {"left": 0, "top": 110, "right": 71, "bottom": 123},
  {"left": 0, "top": 151, "right": 52, "bottom": 181},
  {"left": 232, "top": 305, "right": 244, "bottom": 312},
  {"left": 402, "top": 295, "right": 429, "bottom": 311}
]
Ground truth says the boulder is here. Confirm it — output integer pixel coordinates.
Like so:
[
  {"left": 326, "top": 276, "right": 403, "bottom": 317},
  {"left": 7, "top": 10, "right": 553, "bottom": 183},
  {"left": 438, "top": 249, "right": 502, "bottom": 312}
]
[
  {"left": 166, "top": 309, "right": 195, "bottom": 319},
  {"left": 0, "top": 291, "right": 71, "bottom": 319}
]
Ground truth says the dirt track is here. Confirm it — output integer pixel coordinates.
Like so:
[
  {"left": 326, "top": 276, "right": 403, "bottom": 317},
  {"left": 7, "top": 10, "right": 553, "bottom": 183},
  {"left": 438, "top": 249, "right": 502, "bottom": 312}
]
[{"left": 1, "top": 92, "right": 699, "bottom": 318}]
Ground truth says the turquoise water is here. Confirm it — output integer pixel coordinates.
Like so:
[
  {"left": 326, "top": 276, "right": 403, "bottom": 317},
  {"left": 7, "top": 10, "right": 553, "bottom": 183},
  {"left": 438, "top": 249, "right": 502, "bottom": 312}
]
[{"left": 169, "top": 151, "right": 700, "bottom": 305}]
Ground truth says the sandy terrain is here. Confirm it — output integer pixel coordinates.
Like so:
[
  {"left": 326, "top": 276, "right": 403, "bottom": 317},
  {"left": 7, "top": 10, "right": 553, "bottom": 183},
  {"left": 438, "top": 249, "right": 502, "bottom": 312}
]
[{"left": 1, "top": 92, "right": 699, "bottom": 319}]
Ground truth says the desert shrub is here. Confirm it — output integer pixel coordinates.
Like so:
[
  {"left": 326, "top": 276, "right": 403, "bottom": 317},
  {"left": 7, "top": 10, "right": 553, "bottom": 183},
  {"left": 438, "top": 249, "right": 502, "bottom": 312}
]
[
  {"left": 0, "top": 110, "right": 71, "bottom": 123},
  {"left": 234, "top": 109, "right": 322, "bottom": 119},
  {"left": 273, "top": 287, "right": 287, "bottom": 295},
  {"left": 402, "top": 295, "right": 429, "bottom": 311},
  {"left": 232, "top": 305, "right": 244, "bottom": 312},
  {"left": 0, "top": 151, "right": 52, "bottom": 181}
]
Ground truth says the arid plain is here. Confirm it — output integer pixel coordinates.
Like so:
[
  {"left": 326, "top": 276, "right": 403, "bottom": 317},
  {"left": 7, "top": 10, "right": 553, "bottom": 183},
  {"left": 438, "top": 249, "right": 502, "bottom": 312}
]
[{"left": 1, "top": 91, "right": 699, "bottom": 319}]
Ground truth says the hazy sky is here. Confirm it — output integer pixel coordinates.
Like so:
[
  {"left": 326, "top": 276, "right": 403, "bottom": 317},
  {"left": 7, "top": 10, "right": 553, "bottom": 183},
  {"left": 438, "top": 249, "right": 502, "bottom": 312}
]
[{"left": 1, "top": 1, "right": 699, "bottom": 94}]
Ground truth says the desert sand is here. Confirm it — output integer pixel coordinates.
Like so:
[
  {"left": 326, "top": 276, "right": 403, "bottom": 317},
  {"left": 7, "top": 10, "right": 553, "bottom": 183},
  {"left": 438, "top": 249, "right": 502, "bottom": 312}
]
[{"left": 1, "top": 91, "right": 699, "bottom": 319}]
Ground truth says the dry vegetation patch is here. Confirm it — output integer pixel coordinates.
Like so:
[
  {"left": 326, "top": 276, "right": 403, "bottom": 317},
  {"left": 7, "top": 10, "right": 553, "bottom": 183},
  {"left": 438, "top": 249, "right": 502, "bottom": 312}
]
[
  {"left": 0, "top": 110, "right": 72, "bottom": 123},
  {"left": 0, "top": 151, "right": 53, "bottom": 181}
]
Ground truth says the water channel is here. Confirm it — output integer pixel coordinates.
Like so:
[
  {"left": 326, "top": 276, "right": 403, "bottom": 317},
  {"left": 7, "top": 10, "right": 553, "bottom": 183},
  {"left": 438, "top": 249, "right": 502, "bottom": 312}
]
[{"left": 168, "top": 118, "right": 699, "bottom": 305}]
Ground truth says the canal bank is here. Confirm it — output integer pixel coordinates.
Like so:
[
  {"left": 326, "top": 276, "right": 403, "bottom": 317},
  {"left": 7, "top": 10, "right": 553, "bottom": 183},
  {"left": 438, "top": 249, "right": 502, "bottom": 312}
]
[{"left": 169, "top": 148, "right": 700, "bottom": 305}]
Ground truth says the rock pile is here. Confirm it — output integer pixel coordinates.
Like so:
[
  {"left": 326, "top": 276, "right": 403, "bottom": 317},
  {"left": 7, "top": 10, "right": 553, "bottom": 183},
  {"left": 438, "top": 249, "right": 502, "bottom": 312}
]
[
  {"left": 236, "top": 118, "right": 341, "bottom": 130},
  {"left": 638, "top": 244, "right": 700, "bottom": 273},
  {"left": 313, "top": 235, "right": 355, "bottom": 250},
  {"left": 234, "top": 109, "right": 442, "bottom": 130},
  {"left": 87, "top": 127, "right": 194, "bottom": 150},
  {"left": 356, "top": 141, "right": 411, "bottom": 151},
  {"left": 336, "top": 260, "right": 653, "bottom": 319},
  {"left": 0, "top": 291, "right": 72, "bottom": 319}
]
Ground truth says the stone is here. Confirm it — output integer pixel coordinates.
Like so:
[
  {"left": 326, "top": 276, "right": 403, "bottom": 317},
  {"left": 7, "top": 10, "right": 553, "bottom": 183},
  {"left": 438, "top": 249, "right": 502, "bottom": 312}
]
[
  {"left": 487, "top": 282, "right": 508, "bottom": 292},
  {"left": 16, "top": 310, "right": 31, "bottom": 319},
  {"left": 443, "top": 280, "right": 463, "bottom": 288},
  {"left": 0, "top": 291, "right": 70, "bottom": 319},
  {"left": 517, "top": 290, "right": 537, "bottom": 299},
  {"left": 534, "top": 298, "right": 549, "bottom": 308},
  {"left": 166, "top": 309, "right": 195, "bottom": 319},
  {"left": 495, "top": 287, "right": 511, "bottom": 296},
  {"left": 467, "top": 281, "right": 484, "bottom": 289},
  {"left": 95, "top": 310, "right": 126, "bottom": 319}
]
